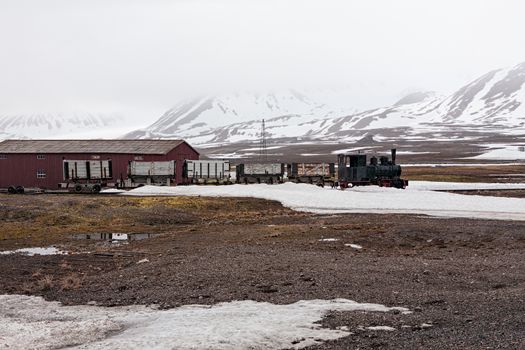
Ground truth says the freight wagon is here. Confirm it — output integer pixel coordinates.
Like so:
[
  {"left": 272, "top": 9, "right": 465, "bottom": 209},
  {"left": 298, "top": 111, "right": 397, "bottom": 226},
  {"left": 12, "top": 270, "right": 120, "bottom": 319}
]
[
  {"left": 287, "top": 163, "right": 335, "bottom": 186},
  {"left": 61, "top": 159, "right": 113, "bottom": 193},
  {"left": 126, "top": 160, "right": 177, "bottom": 187},
  {"left": 184, "top": 160, "right": 232, "bottom": 184},
  {"left": 236, "top": 163, "right": 286, "bottom": 184}
]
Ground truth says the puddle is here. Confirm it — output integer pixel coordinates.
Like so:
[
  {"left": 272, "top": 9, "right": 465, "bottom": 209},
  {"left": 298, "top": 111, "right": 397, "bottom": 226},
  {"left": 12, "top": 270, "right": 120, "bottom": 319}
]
[
  {"left": 0, "top": 246, "right": 67, "bottom": 256},
  {"left": 72, "top": 233, "right": 158, "bottom": 242}
]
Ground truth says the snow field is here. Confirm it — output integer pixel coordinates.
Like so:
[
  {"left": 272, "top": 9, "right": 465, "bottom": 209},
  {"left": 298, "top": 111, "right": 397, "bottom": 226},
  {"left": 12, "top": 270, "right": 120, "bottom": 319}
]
[
  {"left": 469, "top": 144, "right": 525, "bottom": 160},
  {"left": 123, "top": 182, "right": 525, "bottom": 221}
]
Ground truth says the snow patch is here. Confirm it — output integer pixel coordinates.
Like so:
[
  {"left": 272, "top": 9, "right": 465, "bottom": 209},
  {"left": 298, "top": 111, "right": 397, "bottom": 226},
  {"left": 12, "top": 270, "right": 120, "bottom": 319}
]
[
  {"left": 469, "top": 144, "right": 525, "bottom": 160},
  {"left": 0, "top": 246, "right": 67, "bottom": 256},
  {"left": 331, "top": 146, "right": 380, "bottom": 154},
  {"left": 241, "top": 145, "right": 283, "bottom": 151},
  {"left": 345, "top": 244, "right": 363, "bottom": 250},
  {"left": 408, "top": 181, "right": 525, "bottom": 191},
  {"left": 0, "top": 295, "right": 409, "bottom": 350},
  {"left": 366, "top": 326, "right": 397, "bottom": 331},
  {"left": 100, "top": 188, "right": 127, "bottom": 194}
]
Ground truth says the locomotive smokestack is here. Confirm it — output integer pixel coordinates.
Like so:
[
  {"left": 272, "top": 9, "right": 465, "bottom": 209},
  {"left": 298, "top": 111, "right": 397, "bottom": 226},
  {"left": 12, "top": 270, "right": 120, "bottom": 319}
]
[{"left": 391, "top": 148, "right": 396, "bottom": 165}]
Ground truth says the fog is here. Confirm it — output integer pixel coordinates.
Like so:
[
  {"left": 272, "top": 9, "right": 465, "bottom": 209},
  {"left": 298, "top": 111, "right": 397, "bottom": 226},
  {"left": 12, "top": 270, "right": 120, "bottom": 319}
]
[{"left": 1, "top": 0, "right": 525, "bottom": 121}]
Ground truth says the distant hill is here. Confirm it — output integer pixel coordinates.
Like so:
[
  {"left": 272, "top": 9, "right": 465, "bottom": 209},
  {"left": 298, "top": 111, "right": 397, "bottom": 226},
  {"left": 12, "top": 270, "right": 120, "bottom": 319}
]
[{"left": 0, "top": 113, "right": 125, "bottom": 140}]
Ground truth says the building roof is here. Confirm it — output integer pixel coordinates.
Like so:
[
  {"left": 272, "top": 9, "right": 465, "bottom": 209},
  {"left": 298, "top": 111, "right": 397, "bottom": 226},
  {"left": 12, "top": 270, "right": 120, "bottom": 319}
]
[{"left": 0, "top": 139, "right": 198, "bottom": 155}]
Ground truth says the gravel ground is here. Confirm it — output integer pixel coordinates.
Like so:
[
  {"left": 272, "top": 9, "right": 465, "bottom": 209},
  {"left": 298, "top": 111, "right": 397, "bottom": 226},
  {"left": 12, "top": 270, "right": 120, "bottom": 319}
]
[
  {"left": 444, "top": 189, "right": 525, "bottom": 198},
  {"left": 1, "top": 194, "right": 524, "bottom": 349}
]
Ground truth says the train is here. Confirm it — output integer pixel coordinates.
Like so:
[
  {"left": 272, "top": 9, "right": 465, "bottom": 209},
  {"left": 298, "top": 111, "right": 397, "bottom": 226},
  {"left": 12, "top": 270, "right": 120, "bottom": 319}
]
[
  {"left": 4, "top": 148, "right": 407, "bottom": 193},
  {"left": 123, "top": 149, "right": 406, "bottom": 190}
]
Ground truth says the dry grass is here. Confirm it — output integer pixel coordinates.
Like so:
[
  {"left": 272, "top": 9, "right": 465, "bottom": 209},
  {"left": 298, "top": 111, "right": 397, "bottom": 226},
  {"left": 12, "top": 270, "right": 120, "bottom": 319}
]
[
  {"left": 404, "top": 165, "right": 525, "bottom": 183},
  {"left": 23, "top": 270, "right": 83, "bottom": 292},
  {"left": 0, "top": 194, "right": 288, "bottom": 245},
  {"left": 59, "top": 273, "right": 83, "bottom": 290},
  {"left": 35, "top": 275, "right": 54, "bottom": 291}
]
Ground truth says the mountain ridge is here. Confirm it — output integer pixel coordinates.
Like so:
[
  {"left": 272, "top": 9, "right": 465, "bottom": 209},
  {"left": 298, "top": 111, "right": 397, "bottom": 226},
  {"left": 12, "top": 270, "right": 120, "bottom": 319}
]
[
  {"left": 126, "top": 61, "right": 525, "bottom": 145},
  {"left": 1, "top": 62, "right": 524, "bottom": 143},
  {"left": 0, "top": 112, "right": 127, "bottom": 140}
]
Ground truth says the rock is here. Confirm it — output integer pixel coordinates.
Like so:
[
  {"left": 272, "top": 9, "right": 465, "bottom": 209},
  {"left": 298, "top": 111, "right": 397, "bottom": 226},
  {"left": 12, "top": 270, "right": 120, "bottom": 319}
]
[{"left": 291, "top": 338, "right": 305, "bottom": 345}]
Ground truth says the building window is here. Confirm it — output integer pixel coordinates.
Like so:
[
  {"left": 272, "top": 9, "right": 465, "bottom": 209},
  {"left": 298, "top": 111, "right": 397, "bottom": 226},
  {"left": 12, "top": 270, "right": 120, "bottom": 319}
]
[
  {"left": 36, "top": 169, "right": 46, "bottom": 179},
  {"left": 134, "top": 155, "right": 144, "bottom": 160},
  {"left": 37, "top": 154, "right": 45, "bottom": 160},
  {"left": 0, "top": 154, "right": 7, "bottom": 160}
]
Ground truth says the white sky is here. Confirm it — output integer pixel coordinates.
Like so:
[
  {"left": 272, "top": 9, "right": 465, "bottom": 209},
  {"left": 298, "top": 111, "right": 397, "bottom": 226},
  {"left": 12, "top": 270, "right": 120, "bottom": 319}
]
[{"left": 1, "top": 0, "right": 525, "bottom": 121}]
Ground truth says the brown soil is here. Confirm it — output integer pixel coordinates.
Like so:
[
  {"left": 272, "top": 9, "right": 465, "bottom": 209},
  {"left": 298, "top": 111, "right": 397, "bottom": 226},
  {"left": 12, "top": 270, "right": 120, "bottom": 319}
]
[
  {"left": 1, "top": 194, "right": 525, "bottom": 349},
  {"left": 404, "top": 165, "right": 525, "bottom": 183},
  {"left": 443, "top": 189, "right": 525, "bottom": 198}
]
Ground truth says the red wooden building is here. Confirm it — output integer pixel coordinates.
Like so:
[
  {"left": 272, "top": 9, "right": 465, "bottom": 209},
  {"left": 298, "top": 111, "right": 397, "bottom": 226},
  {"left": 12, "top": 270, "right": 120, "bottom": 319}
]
[{"left": 0, "top": 139, "right": 199, "bottom": 190}]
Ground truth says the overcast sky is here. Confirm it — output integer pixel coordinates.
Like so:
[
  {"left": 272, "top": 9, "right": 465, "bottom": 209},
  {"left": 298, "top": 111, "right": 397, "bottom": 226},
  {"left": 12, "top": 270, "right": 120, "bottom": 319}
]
[{"left": 1, "top": 0, "right": 525, "bottom": 121}]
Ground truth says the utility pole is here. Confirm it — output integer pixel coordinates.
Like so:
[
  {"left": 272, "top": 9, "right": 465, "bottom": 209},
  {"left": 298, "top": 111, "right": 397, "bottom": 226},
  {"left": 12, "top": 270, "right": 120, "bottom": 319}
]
[{"left": 259, "top": 119, "right": 268, "bottom": 162}]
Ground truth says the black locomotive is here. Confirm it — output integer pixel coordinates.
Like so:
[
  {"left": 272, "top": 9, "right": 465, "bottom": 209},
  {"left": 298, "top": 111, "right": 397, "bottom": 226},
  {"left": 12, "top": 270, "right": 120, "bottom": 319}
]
[{"left": 337, "top": 149, "right": 408, "bottom": 189}]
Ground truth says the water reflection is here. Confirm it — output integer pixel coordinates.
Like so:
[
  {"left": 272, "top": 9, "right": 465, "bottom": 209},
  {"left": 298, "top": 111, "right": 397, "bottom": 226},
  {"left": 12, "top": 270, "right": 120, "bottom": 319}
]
[{"left": 72, "top": 233, "right": 157, "bottom": 241}]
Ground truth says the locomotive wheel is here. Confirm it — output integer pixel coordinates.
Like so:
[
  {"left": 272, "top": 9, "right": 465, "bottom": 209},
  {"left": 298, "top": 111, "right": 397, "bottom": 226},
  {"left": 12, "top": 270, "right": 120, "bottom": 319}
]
[
  {"left": 91, "top": 184, "right": 101, "bottom": 194},
  {"left": 74, "top": 184, "right": 83, "bottom": 193},
  {"left": 16, "top": 186, "right": 25, "bottom": 194},
  {"left": 7, "top": 186, "right": 16, "bottom": 194}
]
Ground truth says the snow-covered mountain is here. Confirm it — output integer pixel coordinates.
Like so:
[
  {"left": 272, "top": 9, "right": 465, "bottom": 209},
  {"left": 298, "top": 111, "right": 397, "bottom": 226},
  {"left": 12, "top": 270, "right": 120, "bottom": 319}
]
[
  {"left": 124, "top": 90, "right": 355, "bottom": 141},
  {"left": 127, "top": 62, "right": 525, "bottom": 145},
  {"left": 430, "top": 62, "right": 525, "bottom": 128},
  {"left": 310, "top": 62, "right": 525, "bottom": 140},
  {"left": 0, "top": 113, "right": 127, "bottom": 140}
]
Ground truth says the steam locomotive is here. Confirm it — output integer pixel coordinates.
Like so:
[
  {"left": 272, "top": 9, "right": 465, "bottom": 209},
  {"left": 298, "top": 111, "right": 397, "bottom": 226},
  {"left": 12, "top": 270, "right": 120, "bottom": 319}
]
[{"left": 337, "top": 148, "right": 408, "bottom": 189}]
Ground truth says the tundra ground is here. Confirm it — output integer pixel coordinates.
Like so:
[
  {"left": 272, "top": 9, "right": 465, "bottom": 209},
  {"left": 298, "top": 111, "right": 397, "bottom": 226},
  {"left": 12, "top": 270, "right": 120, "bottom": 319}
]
[{"left": 1, "top": 191, "right": 524, "bottom": 349}]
